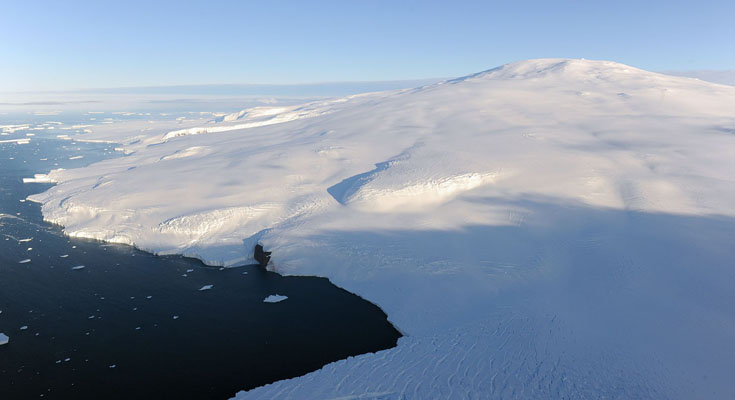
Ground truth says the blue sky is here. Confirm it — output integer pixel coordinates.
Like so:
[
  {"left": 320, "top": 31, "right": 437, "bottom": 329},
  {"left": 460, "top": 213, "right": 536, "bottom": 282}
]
[{"left": 2, "top": 0, "right": 734, "bottom": 91}]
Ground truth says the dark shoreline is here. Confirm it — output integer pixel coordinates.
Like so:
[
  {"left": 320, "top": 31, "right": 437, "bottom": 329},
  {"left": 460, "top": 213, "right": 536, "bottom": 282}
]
[{"left": 0, "top": 137, "right": 401, "bottom": 399}]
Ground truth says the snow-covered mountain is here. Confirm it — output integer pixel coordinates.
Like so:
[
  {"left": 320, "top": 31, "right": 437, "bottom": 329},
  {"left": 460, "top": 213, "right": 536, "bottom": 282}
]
[
  {"left": 664, "top": 69, "right": 735, "bottom": 86},
  {"left": 29, "top": 59, "right": 735, "bottom": 398}
]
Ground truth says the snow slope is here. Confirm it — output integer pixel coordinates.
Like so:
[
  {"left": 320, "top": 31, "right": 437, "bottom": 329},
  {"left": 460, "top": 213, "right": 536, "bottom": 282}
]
[{"left": 27, "top": 59, "right": 735, "bottom": 398}]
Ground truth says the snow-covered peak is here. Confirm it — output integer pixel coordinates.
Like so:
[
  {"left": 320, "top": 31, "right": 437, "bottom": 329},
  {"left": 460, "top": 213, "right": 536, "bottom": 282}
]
[
  {"left": 28, "top": 58, "right": 735, "bottom": 398},
  {"left": 449, "top": 58, "right": 708, "bottom": 87}
]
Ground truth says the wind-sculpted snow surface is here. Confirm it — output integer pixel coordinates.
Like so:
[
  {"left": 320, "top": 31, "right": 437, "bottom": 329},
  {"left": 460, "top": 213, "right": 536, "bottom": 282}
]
[
  {"left": 27, "top": 59, "right": 735, "bottom": 398},
  {"left": 161, "top": 97, "right": 352, "bottom": 140}
]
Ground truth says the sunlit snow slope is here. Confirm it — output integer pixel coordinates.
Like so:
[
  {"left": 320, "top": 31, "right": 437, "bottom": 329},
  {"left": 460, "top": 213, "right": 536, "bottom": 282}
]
[{"left": 29, "top": 59, "right": 735, "bottom": 399}]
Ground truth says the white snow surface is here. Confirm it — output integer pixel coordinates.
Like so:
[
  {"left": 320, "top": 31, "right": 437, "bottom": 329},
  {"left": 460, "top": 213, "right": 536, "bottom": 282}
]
[{"left": 26, "top": 59, "right": 735, "bottom": 399}]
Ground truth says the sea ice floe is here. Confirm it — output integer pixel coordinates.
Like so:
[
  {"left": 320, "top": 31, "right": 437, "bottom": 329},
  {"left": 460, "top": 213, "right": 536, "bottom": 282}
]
[
  {"left": 71, "top": 265, "right": 85, "bottom": 270},
  {"left": 198, "top": 285, "right": 213, "bottom": 291},
  {"left": 0, "top": 333, "right": 8, "bottom": 345},
  {"left": 0, "top": 138, "right": 30, "bottom": 144},
  {"left": 18, "top": 259, "right": 31, "bottom": 264},
  {"left": 263, "top": 294, "right": 288, "bottom": 303},
  {"left": 20, "top": 326, "right": 28, "bottom": 330},
  {"left": 23, "top": 174, "right": 56, "bottom": 183}
]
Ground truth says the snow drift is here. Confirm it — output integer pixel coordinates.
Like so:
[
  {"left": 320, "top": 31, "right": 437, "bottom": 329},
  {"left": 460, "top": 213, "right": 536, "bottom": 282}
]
[{"left": 27, "top": 59, "right": 735, "bottom": 398}]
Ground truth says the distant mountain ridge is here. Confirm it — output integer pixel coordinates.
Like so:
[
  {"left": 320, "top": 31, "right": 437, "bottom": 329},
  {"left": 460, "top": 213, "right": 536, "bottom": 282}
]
[{"left": 662, "top": 69, "right": 735, "bottom": 86}]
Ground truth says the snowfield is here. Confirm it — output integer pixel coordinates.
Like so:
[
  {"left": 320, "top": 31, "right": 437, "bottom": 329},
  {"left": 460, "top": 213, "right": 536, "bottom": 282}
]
[{"left": 27, "top": 59, "right": 735, "bottom": 398}]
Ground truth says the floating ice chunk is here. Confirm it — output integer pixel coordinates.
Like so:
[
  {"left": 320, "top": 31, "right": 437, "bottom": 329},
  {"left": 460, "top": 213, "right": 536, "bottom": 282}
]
[
  {"left": 263, "top": 294, "right": 288, "bottom": 303},
  {"left": 173, "top": 315, "right": 179, "bottom": 320},
  {"left": 109, "top": 364, "right": 116, "bottom": 369},
  {"left": 20, "top": 326, "right": 28, "bottom": 330},
  {"left": 60, "top": 254, "right": 69, "bottom": 258},
  {"left": 0, "top": 333, "right": 8, "bottom": 345},
  {"left": 198, "top": 285, "right": 213, "bottom": 291},
  {"left": 69, "top": 155, "right": 84, "bottom": 160},
  {"left": 72, "top": 265, "right": 85, "bottom": 270},
  {"left": 19, "top": 259, "right": 31, "bottom": 264},
  {"left": 0, "top": 138, "right": 30, "bottom": 144},
  {"left": 186, "top": 269, "right": 194, "bottom": 273},
  {"left": 23, "top": 174, "right": 56, "bottom": 183},
  {"left": 18, "top": 237, "right": 33, "bottom": 242}
]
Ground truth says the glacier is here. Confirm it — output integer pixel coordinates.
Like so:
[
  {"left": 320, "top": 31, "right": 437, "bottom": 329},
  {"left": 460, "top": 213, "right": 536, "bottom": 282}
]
[{"left": 26, "top": 59, "right": 735, "bottom": 399}]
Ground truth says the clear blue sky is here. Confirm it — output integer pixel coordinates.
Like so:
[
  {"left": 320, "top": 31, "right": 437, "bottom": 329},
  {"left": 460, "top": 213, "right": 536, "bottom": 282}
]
[{"left": 2, "top": 0, "right": 734, "bottom": 91}]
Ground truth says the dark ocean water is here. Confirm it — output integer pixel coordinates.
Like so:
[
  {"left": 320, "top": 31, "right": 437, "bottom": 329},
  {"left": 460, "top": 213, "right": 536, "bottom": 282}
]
[{"left": 0, "top": 116, "right": 400, "bottom": 399}]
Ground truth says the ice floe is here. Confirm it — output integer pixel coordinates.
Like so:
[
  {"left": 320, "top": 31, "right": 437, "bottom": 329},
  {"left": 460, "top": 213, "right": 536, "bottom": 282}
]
[{"left": 263, "top": 295, "right": 288, "bottom": 303}]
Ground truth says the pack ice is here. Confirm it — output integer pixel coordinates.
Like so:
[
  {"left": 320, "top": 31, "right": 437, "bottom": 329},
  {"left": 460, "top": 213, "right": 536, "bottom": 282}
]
[{"left": 27, "top": 59, "right": 735, "bottom": 399}]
